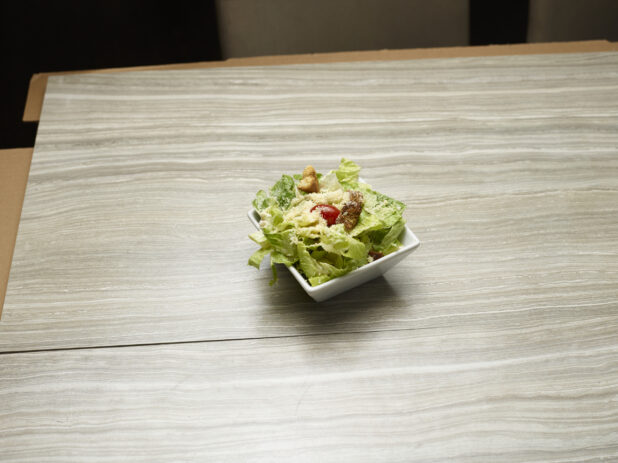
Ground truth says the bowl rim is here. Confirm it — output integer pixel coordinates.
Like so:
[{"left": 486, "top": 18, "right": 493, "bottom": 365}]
[{"left": 247, "top": 208, "right": 419, "bottom": 294}]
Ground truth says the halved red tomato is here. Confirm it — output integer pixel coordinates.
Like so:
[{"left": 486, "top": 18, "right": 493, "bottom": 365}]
[{"left": 310, "top": 204, "right": 340, "bottom": 227}]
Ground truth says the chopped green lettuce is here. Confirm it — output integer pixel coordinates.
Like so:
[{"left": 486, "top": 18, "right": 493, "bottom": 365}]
[
  {"left": 296, "top": 242, "right": 351, "bottom": 286},
  {"left": 263, "top": 229, "right": 298, "bottom": 259},
  {"left": 318, "top": 224, "right": 367, "bottom": 260},
  {"left": 334, "top": 158, "right": 361, "bottom": 188},
  {"left": 248, "top": 248, "right": 270, "bottom": 269},
  {"left": 270, "top": 175, "right": 296, "bottom": 210},
  {"left": 252, "top": 190, "right": 271, "bottom": 212},
  {"left": 249, "top": 158, "right": 407, "bottom": 286}
]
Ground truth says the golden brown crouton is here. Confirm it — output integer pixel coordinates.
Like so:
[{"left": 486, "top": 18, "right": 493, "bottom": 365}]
[
  {"left": 297, "top": 165, "right": 320, "bottom": 193},
  {"left": 302, "top": 165, "right": 317, "bottom": 178}
]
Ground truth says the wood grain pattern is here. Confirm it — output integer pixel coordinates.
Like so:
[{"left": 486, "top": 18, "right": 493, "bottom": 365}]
[
  {"left": 22, "top": 41, "right": 618, "bottom": 122},
  {"left": 1, "top": 326, "right": 617, "bottom": 462},
  {"left": 2, "top": 52, "right": 618, "bottom": 352},
  {"left": 2, "top": 51, "right": 618, "bottom": 462}
]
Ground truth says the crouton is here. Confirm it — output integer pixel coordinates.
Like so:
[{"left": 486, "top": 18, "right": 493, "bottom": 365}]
[{"left": 297, "top": 165, "right": 320, "bottom": 193}]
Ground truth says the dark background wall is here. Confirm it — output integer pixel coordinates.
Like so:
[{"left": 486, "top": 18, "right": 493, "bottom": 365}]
[{"left": 0, "top": 1, "right": 221, "bottom": 149}]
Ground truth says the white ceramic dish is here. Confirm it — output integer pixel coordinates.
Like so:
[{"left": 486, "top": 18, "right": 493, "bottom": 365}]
[{"left": 247, "top": 208, "right": 420, "bottom": 302}]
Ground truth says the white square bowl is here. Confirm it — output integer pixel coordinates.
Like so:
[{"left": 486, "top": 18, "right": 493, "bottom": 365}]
[{"left": 248, "top": 209, "right": 420, "bottom": 302}]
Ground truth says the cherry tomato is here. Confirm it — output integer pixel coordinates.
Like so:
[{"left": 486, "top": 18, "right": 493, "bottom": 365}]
[{"left": 310, "top": 204, "right": 340, "bottom": 227}]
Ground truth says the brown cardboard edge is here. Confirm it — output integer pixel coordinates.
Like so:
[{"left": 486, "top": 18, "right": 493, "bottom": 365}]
[
  {"left": 23, "top": 40, "right": 618, "bottom": 122},
  {"left": 0, "top": 148, "right": 33, "bottom": 318}
]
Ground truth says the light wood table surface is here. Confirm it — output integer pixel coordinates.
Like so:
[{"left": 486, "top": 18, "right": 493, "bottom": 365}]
[{"left": 1, "top": 51, "right": 617, "bottom": 461}]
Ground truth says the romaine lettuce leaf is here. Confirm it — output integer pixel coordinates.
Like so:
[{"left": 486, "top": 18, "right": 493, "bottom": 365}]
[
  {"left": 358, "top": 184, "right": 406, "bottom": 228},
  {"left": 334, "top": 158, "right": 360, "bottom": 187},
  {"left": 296, "top": 242, "right": 351, "bottom": 286},
  {"left": 269, "top": 256, "right": 278, "bottom": 285},
  {"left": 249, "top": 231, "right": 268, "bottom": 247},
  {"left": 252, "top": 190, "right": 271, "bottom": 212},
  {"left": 319, "top": 171, "right": 342, "bottom": 191},
  {"left": 270, "top": 175, "right": 296, "bottom": 210},
  {"left": 263, "top": 229, "right": 298, "bottom": 258},
  {"left": 370, "top": 218, "right": 406, "bottom": 252},
  {"left": 350, "top": 210, "right": 384, "bottom": 237},
  {"left": 318, "top": 224, "right": 367, "bottom": 260},
  {"left": 248, "top": 248, "right": 269, "bottom": 269}
]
